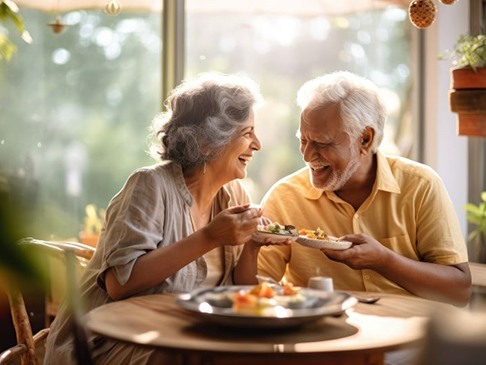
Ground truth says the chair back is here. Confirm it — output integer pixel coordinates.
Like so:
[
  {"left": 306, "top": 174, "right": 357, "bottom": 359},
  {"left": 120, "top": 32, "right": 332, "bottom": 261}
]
[
  {"left": 0, "top": 238, "right": 95, "bottom": 365},
  {"left": 469, "top": 262, "right": 486, "bottom": 311},
  {"left": 0, "top": 281, "right": 49, "bottom": 365}
]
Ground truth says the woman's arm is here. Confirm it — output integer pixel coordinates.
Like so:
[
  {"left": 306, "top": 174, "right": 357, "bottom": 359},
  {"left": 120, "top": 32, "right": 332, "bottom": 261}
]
[
  {"left": 105, "top": 205, "right": 262, "bottom": 300},
  {"left": 232, "top": 244, "right": 261, "bottom": 285},
  {"left": 105, "top": 229, "right": 216, "bottom": 300}
]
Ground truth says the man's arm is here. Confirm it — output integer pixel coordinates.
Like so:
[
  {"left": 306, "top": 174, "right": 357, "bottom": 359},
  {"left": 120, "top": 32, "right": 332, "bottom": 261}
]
[{"left": 322, "top": 233, "right": 472, "bottom": 306}]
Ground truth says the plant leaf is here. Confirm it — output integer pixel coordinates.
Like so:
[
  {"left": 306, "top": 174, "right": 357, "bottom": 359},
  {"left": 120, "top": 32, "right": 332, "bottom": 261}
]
[{"left": 0, "top": 33, "right": 17, "bottom": 61}]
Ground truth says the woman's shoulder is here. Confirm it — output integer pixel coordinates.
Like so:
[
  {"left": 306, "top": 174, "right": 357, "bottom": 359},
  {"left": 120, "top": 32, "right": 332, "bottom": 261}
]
[
  {"left": 126, "top": 162, "right": 177, "bottom": 183},
  {"left": 112, "top": 163, "right": 184, "bottom": 200},
  {"left": 131, "top": 161, "right": 171, "bottom": 174}
]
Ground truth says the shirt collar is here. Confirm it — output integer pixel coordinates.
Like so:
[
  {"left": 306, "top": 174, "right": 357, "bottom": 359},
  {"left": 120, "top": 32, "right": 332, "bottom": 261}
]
[
  {"left": 303, "top": 150, "right": 401, "bottom": 201},
  {"left": 374, "top": 150, "right": 401, "bottom": 194},
  {"left": 170, "top": 162, "right": 233, "bottom": 207},
  {"left": 169, "top": 162, "right": 193, "bottom": 205}
]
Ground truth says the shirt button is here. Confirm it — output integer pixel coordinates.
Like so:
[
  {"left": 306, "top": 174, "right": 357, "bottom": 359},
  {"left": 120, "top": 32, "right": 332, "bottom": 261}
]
[
  {"left": 354, "top": 214, "right": 359, "bottom": 219},
  {"left": 364, "top": 274, "right": 370, "bottom": 279}
]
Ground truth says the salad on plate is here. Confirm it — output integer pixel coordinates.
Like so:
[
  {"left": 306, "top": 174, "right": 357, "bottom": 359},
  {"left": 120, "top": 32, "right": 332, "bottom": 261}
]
[{"left": 251, "top": 222, "right": 298, "bottom": 243}]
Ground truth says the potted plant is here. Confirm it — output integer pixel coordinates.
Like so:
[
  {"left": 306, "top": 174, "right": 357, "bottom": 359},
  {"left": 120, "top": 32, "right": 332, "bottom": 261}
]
[
  {"left": 442, "top": 34, "right": 486, "bottom": 136},
  {"left": 0, "top": 0, "right": 32, "bottom": 62},
  {"left": 464, "top": 191, "right": 486, "bottom": 263}
]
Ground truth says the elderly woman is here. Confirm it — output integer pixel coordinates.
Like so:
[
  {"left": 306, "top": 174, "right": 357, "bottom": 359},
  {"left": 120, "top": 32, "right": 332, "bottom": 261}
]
[{"left": 45, "top": 72, "right": 278, "bottom": 364}]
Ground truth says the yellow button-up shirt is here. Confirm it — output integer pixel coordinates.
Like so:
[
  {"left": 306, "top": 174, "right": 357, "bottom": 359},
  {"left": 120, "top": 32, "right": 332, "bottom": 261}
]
[{"left": 258, "top": 151, "right": 468, "bottom": 296}]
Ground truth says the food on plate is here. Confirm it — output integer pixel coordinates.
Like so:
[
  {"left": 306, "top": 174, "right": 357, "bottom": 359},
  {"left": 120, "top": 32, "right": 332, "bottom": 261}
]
[
  {"left": 282, "top": 281, "right": 300, "bottom": 296},
  {"left": 231, "top": 282, "right": 305, "bottom": 315},
  {"left": 259, "top": 222, "right": 297, "bottom": 235},
  {"left": 232, "top": 290, "right": 275, "bottom": 315},
  {"left": 299, "top": 227, "right": 329, "bottom": 240},
  {"left": 252, "top": 222, "right": 298, "bottom": 243},
  {"left": 249, "top": 282, "right": 276, "bottom": 298},
  {"left": 296, "top": 228, "right": 353, "bottom": 250}
]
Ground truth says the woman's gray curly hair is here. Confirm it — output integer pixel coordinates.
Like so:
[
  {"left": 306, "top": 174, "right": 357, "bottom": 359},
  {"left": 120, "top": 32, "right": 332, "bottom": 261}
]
[
  {"left": 296, "top": 71, "right": 387, "bottom": 153},
  {"left": 149, "top": 72, "right": 263, "bottom": 170}
]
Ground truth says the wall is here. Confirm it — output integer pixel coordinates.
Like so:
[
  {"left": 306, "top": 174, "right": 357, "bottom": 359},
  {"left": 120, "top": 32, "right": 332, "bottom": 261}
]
[{"left": 424, "top": 0, "right": 469, "bottom": 236}]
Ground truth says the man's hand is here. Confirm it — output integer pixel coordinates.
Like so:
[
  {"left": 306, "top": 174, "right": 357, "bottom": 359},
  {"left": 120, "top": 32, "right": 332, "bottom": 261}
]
[{"left": 320, "top": 233, "right": 391, "bottom": 270}]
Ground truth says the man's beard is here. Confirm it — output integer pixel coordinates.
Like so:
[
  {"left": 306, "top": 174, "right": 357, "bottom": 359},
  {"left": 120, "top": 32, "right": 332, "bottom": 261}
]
[{"left": 311, "top": 148, "right": 361, "bottom": 191}]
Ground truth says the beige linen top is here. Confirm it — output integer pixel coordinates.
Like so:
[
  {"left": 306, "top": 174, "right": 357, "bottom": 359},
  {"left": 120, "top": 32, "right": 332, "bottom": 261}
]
[
  {"left": 258, "top": 152, "right": 468, "bottom": 295},
  {"left": 44, "top": 162, "right": 250, "bottom": 364}
]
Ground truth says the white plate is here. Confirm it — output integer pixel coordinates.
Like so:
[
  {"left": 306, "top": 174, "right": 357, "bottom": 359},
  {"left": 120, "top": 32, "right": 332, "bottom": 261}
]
[
  {"left": 295, "top": 236, "right": 352, "bottom": 250},
  {"left": 177, "top": 286, "right": 357, "bottom": 329},
  {"left": 251, "top": 230, "right": 298, "bottom": 243}
]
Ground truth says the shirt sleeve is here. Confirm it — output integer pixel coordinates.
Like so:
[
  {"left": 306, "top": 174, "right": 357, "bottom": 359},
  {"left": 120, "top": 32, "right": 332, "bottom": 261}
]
[
  {"left": 415, "top": 169, "right": 468, "bottom": 264},
  {"left": 257, "top": 184, "right": 292, "bottom": 282},
  {"left": 97, "top": 168, "right": 166, "bottom": 288}
]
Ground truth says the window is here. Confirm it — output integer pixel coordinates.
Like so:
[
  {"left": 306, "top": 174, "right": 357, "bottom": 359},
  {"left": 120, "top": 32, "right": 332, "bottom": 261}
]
[
  {"left": 186, "top": 2, "right": 413, "bottom": 201},
  {"left": 0, "top": 2, "right": 413, "bottom": 239},
  {"left": 0, "top": 8, "right": 161, "bottom": 238}
]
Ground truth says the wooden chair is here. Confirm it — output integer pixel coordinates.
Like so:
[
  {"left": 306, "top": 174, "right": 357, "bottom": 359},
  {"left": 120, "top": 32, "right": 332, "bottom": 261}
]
[
  {"left": 0, "top": 282, "right": 50, "bottom": 365},
  {"left": 36, "top": 239, "right": 94, "bottom": 327},
  {"left": 469, "top": 261, "right": 486, "bottom": 311},
  {"left": 0, "top": 238, "right": 95, "bottom": 365},
  {"left": 469, "top": 262, "right": 486, "bottom": 288}
]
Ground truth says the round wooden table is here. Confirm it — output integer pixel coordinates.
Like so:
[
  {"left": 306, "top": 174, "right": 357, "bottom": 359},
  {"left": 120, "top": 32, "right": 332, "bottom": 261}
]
[{"left": 84, "top": 291, "right": 455, "bottom": 365}]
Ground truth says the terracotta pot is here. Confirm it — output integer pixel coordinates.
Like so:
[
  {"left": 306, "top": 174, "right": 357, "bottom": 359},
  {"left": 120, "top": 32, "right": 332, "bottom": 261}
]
[
  {"left": 454, "top": 113, "right": 486, "bottom": 136},
  {"left": 449, "top": 89, "right": 486, "bottom": 113},
  {"left": 449, "top": 69, "right": 486, "bottom": 136},
  {"left": 451, "top": 67, "right": 486, "bottom": 89}
]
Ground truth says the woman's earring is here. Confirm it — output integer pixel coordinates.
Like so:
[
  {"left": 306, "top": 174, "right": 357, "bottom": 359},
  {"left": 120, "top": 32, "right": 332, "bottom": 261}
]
[{"left": 203, "top": 162, "right": 207, "bottom": 175}]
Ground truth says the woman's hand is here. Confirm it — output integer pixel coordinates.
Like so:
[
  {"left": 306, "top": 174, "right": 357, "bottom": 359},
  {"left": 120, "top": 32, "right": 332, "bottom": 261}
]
[{"left": 202, "top": 204, "right": 262, "bottom": 247}]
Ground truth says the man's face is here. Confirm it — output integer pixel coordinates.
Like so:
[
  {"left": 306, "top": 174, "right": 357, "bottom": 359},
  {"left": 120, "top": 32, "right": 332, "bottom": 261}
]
[{"left": 298, "top": 103, "right": 361, "bottom": 191}]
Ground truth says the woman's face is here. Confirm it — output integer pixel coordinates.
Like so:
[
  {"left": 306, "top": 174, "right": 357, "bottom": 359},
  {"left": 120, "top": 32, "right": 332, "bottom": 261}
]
[{"left": 211, "top": 110, "right": 261, "bottom": 181}]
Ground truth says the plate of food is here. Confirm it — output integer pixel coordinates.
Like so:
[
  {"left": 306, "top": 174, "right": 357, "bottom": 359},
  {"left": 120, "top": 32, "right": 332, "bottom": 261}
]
[
  {"left": 251, "top": 222, "right": 298, "bottom": 243},
  {"left": 296, "top": 228, "right": 353, "bottom": 250},
  {"left": 177, "top": 282, "right": 357, "bottom": 329}
]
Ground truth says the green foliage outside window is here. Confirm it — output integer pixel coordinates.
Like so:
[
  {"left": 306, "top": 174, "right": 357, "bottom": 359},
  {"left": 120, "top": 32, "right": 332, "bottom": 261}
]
[{"left": 0, "top": 6, "right": 412, "bottom": 241}]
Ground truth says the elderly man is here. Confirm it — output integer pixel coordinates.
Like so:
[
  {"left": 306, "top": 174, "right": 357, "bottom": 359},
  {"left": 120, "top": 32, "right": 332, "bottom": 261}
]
[{"left": 258, "top": 71, "right": 471, "bottom": 306}]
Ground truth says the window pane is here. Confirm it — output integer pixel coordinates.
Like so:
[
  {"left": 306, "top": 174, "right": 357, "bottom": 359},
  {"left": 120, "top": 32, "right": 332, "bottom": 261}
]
[
  {"left": 0, "top": 9, "right": 161, "bottom": 239},
  {"left": 1, "top": 3, "right": 413, "bottom": 240},
  {"left": 186, "top": 3, "right": 413, "bottom": 202}
]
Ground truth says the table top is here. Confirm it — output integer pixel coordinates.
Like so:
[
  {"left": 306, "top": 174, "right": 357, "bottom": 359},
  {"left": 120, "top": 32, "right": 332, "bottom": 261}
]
[{"left": 84, "top": 290, "right": 456, "bottom": 357}]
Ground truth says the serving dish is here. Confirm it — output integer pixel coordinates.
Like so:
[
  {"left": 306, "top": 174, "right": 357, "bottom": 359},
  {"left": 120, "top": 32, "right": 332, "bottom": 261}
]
[{"left": 177, "top": 285, "right": 357, "bottom": 329}]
